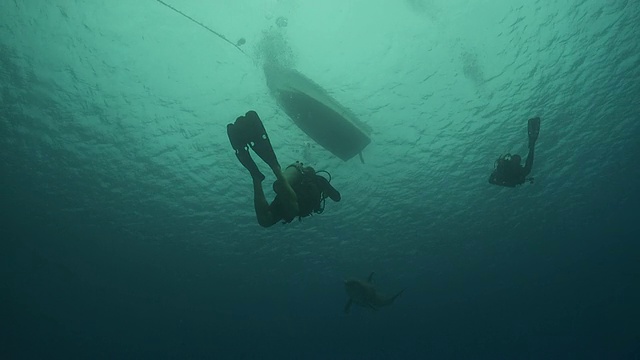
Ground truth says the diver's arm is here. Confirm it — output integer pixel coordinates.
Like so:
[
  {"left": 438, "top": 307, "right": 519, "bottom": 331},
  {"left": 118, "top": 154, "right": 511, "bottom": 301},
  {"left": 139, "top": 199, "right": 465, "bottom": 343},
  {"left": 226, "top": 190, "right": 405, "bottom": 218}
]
[{"left": 316, "top": 176, "right": 341, "bottom": 202}]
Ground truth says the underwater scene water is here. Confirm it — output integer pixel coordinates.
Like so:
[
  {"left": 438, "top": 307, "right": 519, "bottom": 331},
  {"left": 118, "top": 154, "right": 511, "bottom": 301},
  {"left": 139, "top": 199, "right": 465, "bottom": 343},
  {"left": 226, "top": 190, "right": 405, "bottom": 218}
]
[{"left": 1, "top": 0, "right": 639, "bottom": 358}]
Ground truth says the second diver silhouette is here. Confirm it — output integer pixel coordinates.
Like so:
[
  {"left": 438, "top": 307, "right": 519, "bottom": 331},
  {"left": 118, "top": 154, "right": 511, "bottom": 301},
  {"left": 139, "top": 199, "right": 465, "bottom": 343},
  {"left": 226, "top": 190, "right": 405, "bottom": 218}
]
[{"left": 489, "top": 117, "right": 541, "bottom": 187}]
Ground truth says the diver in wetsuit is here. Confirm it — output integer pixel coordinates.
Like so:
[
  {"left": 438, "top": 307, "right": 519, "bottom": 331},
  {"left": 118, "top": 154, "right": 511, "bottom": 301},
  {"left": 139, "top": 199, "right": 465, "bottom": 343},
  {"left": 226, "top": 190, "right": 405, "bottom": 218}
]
[
  {"left": 489, "top": 117, "right": 541, "bottom": 187},
  {"left": 227, "top": 111, "right": 341, "bottom": 227}
]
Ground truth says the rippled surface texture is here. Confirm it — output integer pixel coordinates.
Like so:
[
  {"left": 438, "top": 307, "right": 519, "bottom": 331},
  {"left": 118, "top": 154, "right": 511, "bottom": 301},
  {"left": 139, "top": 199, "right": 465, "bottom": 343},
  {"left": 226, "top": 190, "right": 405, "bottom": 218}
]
[{"left": 2, "top": 0, "right": 639, "bottom": 358}]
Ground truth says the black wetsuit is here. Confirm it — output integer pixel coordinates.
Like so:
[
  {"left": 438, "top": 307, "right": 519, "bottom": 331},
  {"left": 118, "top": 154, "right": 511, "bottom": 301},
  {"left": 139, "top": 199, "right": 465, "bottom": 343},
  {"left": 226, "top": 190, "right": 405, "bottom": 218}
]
[
  {"left": 270, "top": 166, "right": 341, "bottom": 223},
  {"left": 489, "top": 117, "right": 540, "bottom": 187},
  {"left": 489, "top": 146, "right": 535, "bottom": 187}
]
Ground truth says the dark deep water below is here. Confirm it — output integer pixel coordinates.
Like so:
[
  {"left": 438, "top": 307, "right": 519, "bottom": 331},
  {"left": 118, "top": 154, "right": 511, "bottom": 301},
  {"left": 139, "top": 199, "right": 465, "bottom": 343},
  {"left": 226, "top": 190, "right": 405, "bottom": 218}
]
[{"left": 2, "top": 0, "right": 640, "bottom": 359}]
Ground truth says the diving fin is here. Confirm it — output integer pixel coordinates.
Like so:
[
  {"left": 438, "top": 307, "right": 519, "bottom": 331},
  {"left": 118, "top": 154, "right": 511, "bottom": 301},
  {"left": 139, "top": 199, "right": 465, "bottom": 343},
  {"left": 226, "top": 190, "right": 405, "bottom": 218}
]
[
  {"left": 242, "top": 111, "right": 280, "bottom": 170},
  {"left": 528, "top": 117, "right": 540, "bottom": 146},
  {"left": 227, "top": 122, "right": 265, "bottom": 181},
  {"left": 227, "top": 110, "right": 281, "bottom": 180}
]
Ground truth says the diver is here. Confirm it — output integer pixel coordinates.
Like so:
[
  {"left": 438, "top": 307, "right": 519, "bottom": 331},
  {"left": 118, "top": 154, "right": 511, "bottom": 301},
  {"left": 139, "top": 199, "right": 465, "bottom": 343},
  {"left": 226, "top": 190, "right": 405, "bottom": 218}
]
[
  {"left": 489, "top": 117, "right": 541, "bottom": 187},
  {"left": 227, "top": 110, "right": 341, "bottom": 227}
]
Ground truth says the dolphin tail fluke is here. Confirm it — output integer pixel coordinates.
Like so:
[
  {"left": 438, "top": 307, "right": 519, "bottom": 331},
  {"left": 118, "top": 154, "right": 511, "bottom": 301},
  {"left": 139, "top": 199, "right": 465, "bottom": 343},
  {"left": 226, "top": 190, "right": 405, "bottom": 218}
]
[
  {"left": 383, "top": 288, "right": 405, "bottom": 306},
  {"left": 367, "top": 272, "right": 375, "bottom": 282}
]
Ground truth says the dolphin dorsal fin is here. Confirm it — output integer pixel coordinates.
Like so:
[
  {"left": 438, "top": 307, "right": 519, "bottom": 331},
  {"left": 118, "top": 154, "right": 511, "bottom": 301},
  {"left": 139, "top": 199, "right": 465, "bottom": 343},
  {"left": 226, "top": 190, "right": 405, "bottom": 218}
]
[{"left": 367, "top": 272, "right": 375, "bottom": 282}]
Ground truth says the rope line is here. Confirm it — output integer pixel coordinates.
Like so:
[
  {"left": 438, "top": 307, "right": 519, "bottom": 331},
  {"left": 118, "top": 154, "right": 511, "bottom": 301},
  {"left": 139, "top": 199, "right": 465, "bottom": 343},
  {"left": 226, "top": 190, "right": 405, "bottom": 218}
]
[{"left": 155, "top": 0, "right": 247, "bottom": 56}]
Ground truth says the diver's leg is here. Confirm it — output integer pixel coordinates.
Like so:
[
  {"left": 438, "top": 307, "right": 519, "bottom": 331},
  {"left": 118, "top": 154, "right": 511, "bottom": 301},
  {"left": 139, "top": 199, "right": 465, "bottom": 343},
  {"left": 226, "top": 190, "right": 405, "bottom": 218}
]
[
  {"left": 524, "top": 117, "right": 540, "bottom": 176},
  {"left": 523, "top": 146, "right": 535, "bottom": 177},
  {"left": 273, "top": 165, "right": 301, "bottom": 193},
  {"left": 271, "top": 165, "right": 299, "bottom": 219},
  {"left": 227, "top": 123, "right": 265, "bottom": 181},
  {"left": 243, "top": 111, "right": 280, "bottom": 169},
  {"left": 253, "top": 178, "right": 278, "bottom": 228},
  {"left": 528, "top": 117, "right": 540, "bottom": 145}
]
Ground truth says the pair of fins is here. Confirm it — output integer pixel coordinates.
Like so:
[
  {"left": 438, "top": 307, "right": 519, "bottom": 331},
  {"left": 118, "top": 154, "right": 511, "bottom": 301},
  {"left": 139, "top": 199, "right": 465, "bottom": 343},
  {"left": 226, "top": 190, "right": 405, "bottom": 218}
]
[{"left": 226, "top": 111, "right": 280, "bottom": 181}]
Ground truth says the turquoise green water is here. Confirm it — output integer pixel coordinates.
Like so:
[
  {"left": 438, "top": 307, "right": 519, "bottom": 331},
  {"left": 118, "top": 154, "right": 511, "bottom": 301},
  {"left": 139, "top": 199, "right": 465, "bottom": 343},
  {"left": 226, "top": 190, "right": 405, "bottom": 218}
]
[{"left": 1, "top": 0, "right": 639, "bottom": 358}]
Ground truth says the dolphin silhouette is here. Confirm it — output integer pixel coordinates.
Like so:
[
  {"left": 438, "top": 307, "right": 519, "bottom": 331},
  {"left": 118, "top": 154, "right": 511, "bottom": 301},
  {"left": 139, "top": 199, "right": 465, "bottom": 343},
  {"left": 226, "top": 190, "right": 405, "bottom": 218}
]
[{"left": 343, "top": 272, "right": 405, "bottom": 313}]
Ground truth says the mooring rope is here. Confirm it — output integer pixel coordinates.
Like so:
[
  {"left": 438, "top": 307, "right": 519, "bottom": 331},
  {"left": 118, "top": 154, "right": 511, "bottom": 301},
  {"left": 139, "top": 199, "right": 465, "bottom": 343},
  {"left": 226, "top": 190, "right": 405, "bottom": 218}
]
[{"left": 155, "top": 0, "right": 248, "bottom": 56}]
